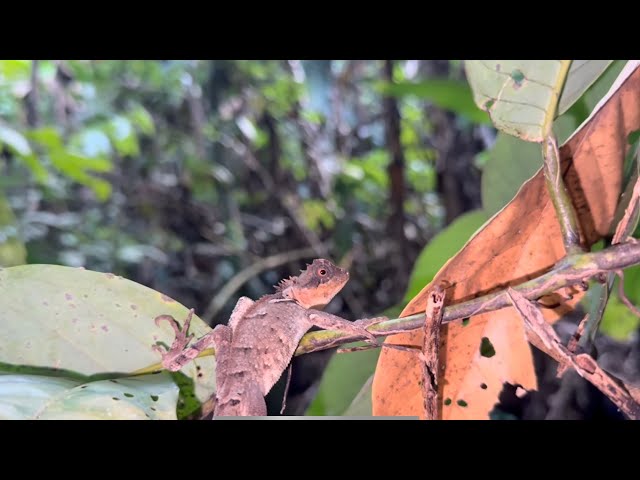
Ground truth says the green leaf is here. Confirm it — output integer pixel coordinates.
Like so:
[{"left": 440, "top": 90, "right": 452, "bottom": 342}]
[
  {"left": 0, "top": 372, "right": 178, "bottom": 420},
  {"left": 0, "top": 194, "right": 26, "bottom": 267},
  {"left": 343, "top": 375, "right": 373, "bottom": 416},
  {"left": 49, "top": 150, "right": 113, "bottom": 200},
  {"left": 481, "top": 134, "right": 543, "bottom": 216},
  {"left": 404, "top": 210, "right": 488, "bottom": 303},
  {"left": 0, "top": 61, "right": 31, "bottom": 82},
  {"left": 0, "top": 124, "right": 31, "bottom": 156},
  {"left": 600, "top": 286, "right": 640, "bottom": 341},
  {"left": 565, "top": 61, "right": 640, "bottom": 145},
  {"left": 564, "top": 60, "right": 628, "bottom": 127},
  {"left": 0, "top": 264, "right": 216, "bottom": 418},
  {"left": 50, "top": 150, "right": 112, "bottom": 174},
  {"left": 18, "top": 153, "right": 48, "bottom": 183},
  {"left": 27, "top": 127, "right": 64, "bottom": 151},
  {"left": 620, "top": 263, "right": 640, "bottom": 307},
  {"left": 306, "top": 347, "right": 379, "bottom": 416},
  {"left": 481, "top": 113, "right": 579, "bottom": 216},
  {"left": 557, "top": 61, "right": 613, "bottom": 115},
  {"left": 106, "top": 116, "right": 140, "bottom": 157},
  {"left": 127, "top": 105, "right": 156, "bottom": 135},
  {"left": 301, "top": 199, "right": 335, "bottom": 231},
  {"left": 379, "top": 80, "right": 492, "bottom": 124},
  {"left": 465, "top": 60, "right": 571, "bottom": 142}
]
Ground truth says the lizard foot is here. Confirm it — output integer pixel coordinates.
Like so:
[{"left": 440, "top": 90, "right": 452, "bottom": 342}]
[
  {"left": 152, "top": 309, "right": 195, "bottom": 371},
  {"left": 354, "top": 316, "right": 387, "bottom": 344}
]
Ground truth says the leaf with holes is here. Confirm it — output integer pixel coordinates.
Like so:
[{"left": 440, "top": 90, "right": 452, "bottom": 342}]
[
  {"left": 0, "top": 372, "right": 178, "bottom": 419},
  {"left": 465, "top": 60, "right": 571, "bottom": 142},
  {"left": 0, "top": 264, "right": 216, "bottom": 418},
  {"left": 373, "top": 63, "right": 640, "bottom": 419}
]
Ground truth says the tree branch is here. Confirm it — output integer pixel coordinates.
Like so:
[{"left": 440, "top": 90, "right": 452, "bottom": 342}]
[{"left": 295, "top": 240, "right": 640, "bottom": 356}]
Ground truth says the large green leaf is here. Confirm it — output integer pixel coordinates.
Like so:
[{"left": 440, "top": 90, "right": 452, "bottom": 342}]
[
  {"left": 465, "top": 60, "right": 571, "bottom": 142},
  {"left": 343, "top": 375, "right": 373, "bottom": 416},
  {"left": 379, "top": 79, "right": 492, "bottom": 124},
  {"left": 0, "top": 264, "right": 216, "bottom": 417},
  {"left": 481, "top": 134, "right": 543, "bottom": 217},
  {"left": 557, "top": 60, "right": 613, "bottom": 115},
  {"left": 0, "top": 372, "right": 178, "bottom": 420},
  {"left": 403, "top": 210, "right": 489, "bottom": 303},
  {"left": 305, "top": 348, "right": 379, "bottom": 416},
  {"left": 481, "top": 116, "right": 578, "bottom": 217}
]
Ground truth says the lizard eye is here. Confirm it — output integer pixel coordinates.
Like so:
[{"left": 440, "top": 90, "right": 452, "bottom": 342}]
[{"left": 318, "top": 269, "right": 327, "bottom": 276}]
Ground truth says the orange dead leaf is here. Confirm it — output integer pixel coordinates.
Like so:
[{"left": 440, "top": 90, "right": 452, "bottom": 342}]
[{"left": 373, "top": 65, "right": 640, "bottom": 420}]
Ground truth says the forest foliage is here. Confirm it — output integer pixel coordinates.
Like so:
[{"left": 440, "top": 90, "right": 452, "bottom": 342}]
[{"left": 1, "top": 60, "right": 639, "bottom": 419}]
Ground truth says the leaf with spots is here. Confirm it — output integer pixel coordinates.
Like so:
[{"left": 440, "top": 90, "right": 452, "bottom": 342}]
[
  {"left": 373, "top": 63, "right": 640, "bottom": 419},
  {"left": 465, "top": 60, "right": 571, "bottom": 142},
  {"left": 0, "top": 372, "right": 178, "bottom": 419},
  {"left": 0, "top": 264, "right": 216, "bottom": 418}
]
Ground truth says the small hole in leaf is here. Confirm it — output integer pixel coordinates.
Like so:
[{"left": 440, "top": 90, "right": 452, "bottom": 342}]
[
  {"left": 150, "top": 395, "right": 159, "bottom": 402},
  {"left": 444, "top": 398, "right": 452, "bottom": 406},
  {"left": 112, "top": 397, "right": 120, "bottom": 401},
  {"left": 480, "top": 383, "right": 488, "bottom": 390},
  {"left": 80, "top": 385, "right": 88, "bottom": 389},
  {"left": 150, "top": 407, "right": 156, "bottom": 411},
  {"left": 124, "top": 393, "right": 134, "bottom": 398},
  {"left": 480, "top": 337, "right": 496, "bottom": 358},
  {"left": 462, "top": 318, "right": 470, "bottom": 326},
  {"left": 457, "top": 399, "right": 468, "bottom": 407},
  {"left": 483, "top": 99, "right": 495, "bottom": 111},
  {"left": 109, "top": 380, "right": 118, "bottom": 383},
  {"left": 197, "top": 373, "right": 203, "bottom": 378}
]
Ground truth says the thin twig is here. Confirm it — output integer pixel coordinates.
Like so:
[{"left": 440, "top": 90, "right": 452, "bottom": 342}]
[
  {"left": 295, "top": 240, "right": 640, "bottom": 356},
  {"left": 613, "top": 173, "right": 640, "bottom": 244},
  {"left": 202, "top": 247, "right": 316, "bottom": 323},
  {"left": 506, "top": 288, "right": 640, "bottom": 420},
  {"left": 617, "top": 270, "right": 640, "bottom": 318},
  {"left": 542, "top": 135, "right": 583, "bottom": 254},
  {"left": 280, "top": 363, "right": 293, "bottom": 415},
  {"left": 556, "top": 313, "right": 590, "bottom": 377}
]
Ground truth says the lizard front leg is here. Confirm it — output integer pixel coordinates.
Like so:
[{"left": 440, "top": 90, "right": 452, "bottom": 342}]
[
  {"left": 153, "top": 297, "right": 254, "bottom": 372},
  {"left": 307, "top": 310, "right": 383, "bottom": 344}
]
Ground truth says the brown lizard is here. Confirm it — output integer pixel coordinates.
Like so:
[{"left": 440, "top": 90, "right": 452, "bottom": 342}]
[{"left": 153, "top": 259, "right": 385, "bottom": 417}]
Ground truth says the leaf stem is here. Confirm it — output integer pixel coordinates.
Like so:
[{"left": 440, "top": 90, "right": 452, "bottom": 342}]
[{"left": 542, "top": 134, "right": 583, "bottom": 254}]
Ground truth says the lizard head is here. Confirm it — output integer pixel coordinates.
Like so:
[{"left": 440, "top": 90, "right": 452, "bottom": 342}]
[{"left": 277, "top": 258, "right": 349, "bottom": 309}]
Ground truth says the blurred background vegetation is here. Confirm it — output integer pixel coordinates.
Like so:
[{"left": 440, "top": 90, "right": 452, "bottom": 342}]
[{"left": 1, "top": 60, "right": 638, "bottom": 417}]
